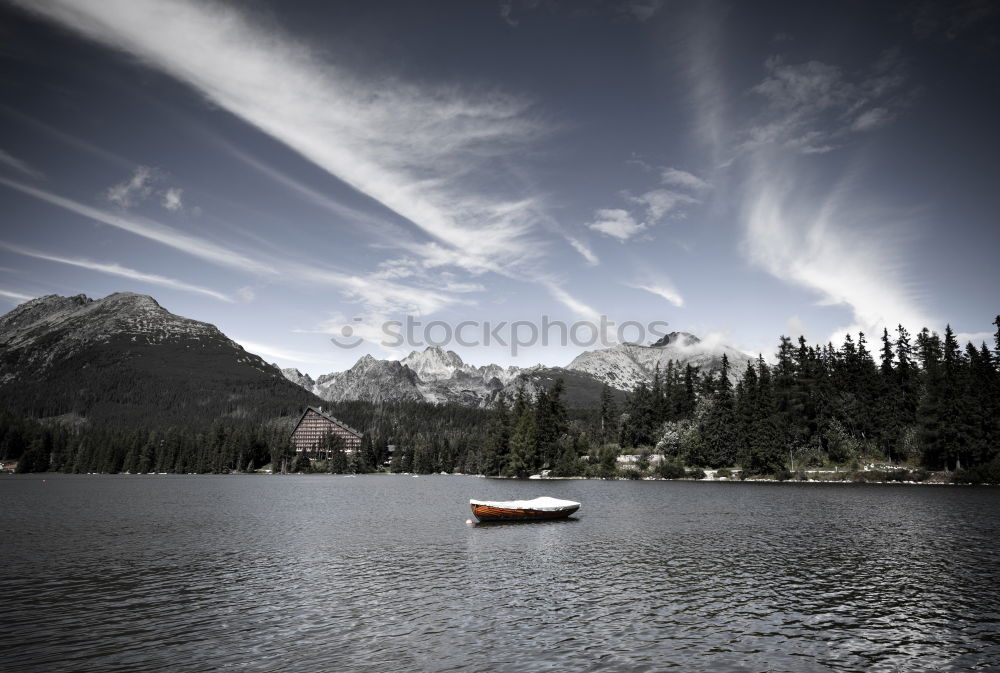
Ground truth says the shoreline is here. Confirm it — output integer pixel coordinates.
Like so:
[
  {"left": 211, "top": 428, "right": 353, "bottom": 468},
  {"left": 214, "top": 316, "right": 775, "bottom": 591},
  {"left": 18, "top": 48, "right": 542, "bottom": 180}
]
[{"left": 3, "top": 470, "right": 993, "bottom": 486}]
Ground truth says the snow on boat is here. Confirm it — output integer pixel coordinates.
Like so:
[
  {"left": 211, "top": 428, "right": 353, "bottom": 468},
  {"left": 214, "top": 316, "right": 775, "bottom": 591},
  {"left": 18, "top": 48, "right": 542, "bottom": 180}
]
[{"left": 469, "top": 496, "right": 580, "bottom": 522}]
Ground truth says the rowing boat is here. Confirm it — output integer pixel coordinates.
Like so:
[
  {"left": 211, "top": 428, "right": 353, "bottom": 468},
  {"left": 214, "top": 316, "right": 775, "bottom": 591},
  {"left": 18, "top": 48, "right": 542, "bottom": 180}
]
[{"left": 469, "top": 496, "right": 580, "bottom": 522}]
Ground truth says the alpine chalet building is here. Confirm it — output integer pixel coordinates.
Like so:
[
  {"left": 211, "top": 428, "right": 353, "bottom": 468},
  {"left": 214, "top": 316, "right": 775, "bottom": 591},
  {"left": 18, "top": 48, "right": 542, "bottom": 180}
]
[{"left": 290, "top": 406, "right": 363, "bottom": 455}]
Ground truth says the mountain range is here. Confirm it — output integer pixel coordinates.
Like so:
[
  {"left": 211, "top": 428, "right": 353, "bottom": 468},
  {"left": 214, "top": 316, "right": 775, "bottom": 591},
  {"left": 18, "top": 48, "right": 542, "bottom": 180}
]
[
  {"left": 281, "top": 330, "right": 752, "bottom": 407},
  {"left": 0, "top": 292, "right": 753, "bottom": 422}
]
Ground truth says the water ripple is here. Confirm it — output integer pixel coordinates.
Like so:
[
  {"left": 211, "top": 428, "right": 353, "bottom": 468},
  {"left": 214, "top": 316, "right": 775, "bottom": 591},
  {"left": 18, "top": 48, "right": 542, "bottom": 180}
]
[{"left": 1, "top": 475, "right": 998, "bottom": 672}]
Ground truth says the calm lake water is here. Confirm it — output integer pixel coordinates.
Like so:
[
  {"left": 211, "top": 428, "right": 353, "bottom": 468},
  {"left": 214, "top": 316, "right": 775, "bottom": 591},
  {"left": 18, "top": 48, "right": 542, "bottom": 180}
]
[{"left": 1, "top": 475, "right": 998, "bottom": 672}]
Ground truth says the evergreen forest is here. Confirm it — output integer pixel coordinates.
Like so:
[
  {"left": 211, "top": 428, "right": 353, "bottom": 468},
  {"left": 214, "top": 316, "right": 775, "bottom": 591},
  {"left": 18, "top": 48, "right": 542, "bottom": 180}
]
[{"left": 3, "top": 318, "right": 999, "bottom": 484}]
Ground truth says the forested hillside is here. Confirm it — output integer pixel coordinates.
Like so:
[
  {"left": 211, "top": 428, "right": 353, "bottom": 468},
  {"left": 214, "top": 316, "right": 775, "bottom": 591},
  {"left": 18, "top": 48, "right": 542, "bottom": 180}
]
[{"left": 3, "top": 314, "right": 998, "bottom": 483}]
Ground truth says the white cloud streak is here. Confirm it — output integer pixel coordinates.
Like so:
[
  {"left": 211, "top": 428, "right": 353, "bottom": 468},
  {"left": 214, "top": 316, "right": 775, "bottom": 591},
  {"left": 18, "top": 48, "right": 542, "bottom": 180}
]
[
  {"left": 0, "top": 242, "right": 235, "bottom": 302},
  {"left": 566, "top": 236, "right": 600, "bottom": 265},
  {"left": 627, "top": 282, "right": 685, "bottom": 308},
  {"left": 545, "top": 282, "right": 600, "bottom": 320},
  {"left": 0, "top": 288, "right": 34, "bottom": 303},
  {"left": 671, "top": 13, "right": 928, "bottom": 346},
  {"left": 741, "top": 152, "right": 931, "bottom": 341},
  {"left": 589, "top": 208, "right": 645, "bottom": 240},
  {"left": 0, "top": 147, "right": 43, "bottom": 179},
  {"left": 730, "top": 49, "right": 929, "bottom": 342},
  {"left": 233, "top": 338, "right": 337, "bottom": 367},
  {"left": 661, "top": 167, "right": 711, "bottom": 192},
  {"left": 675, "top": 2, "right": 730, "bottom": 162},
  {"left": 212, "top": 137, "right": 408, "bottom": 240},
  {"left": 589, "top": 166, "right": 707, "bottom": 241},
  {"left": 0, "top": 176, "right": 273, "bottom": 274},
  {"left": 627, "top": 188, "right": 697, "bottom": 222},
  {"left": 302, "top": 268, "right": 467, "bottom": 316},
  {"left": 16, "top": 0, "right": 546, "bottom": 276}
]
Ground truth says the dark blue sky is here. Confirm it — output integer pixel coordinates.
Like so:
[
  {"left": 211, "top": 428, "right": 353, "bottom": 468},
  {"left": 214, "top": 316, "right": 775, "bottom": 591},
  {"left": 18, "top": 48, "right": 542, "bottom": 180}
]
[{"left": 1, "top": 0, "right": 998, "bottom": 374}]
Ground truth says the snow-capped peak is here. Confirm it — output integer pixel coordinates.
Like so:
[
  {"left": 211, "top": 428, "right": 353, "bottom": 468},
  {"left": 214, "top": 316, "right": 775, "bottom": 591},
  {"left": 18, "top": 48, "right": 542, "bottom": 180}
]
[{"left": 400, "top": 345, "right": 468, "bottom": 382}]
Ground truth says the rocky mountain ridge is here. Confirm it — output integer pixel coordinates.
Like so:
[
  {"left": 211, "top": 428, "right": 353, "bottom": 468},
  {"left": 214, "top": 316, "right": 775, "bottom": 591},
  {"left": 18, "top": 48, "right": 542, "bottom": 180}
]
[
  {"left": 0, "top": 292, "right": 320, "bottom": 424},
  {"left": 0, "top": 293, "right": 752, "bottom": 415},
  {"left": 567, "top": 331, "right": 752, "bottom": 392},
  {"left": 282, "top": 332, "right": 752, "bottom": 408}
]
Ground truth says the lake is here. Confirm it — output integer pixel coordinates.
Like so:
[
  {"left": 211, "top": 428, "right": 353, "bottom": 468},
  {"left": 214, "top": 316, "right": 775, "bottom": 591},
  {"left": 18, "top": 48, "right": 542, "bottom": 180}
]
[{"left": 1, "top": 474, "right": 997, "bottom": 672}]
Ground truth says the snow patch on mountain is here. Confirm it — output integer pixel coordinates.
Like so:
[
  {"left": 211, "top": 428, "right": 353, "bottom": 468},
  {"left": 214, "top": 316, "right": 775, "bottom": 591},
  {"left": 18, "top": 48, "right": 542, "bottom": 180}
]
[
  {"left": 566, "top": 331, "right": 751, "bottom": 390},
  {"left": 280, "top": 331, "right": 751, "bottom": 408}
]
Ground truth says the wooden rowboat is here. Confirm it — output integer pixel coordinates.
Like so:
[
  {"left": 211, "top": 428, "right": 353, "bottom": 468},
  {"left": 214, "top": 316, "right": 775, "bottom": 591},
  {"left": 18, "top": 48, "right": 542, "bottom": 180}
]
[{"left": 469, "top": 496, "right": 580, "bottom": 522}]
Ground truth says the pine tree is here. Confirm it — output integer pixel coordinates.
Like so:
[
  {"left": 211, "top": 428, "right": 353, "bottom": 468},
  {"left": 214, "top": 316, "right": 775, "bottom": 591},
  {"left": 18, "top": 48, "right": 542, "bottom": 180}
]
[
  {"left": 482, "top": 394, "right": 511, "bottom": 476},
  {"left": 680, "top": 364, "right": 697, "bottom": 417},
  {"left": 895, "top": 325, "right": 918, "bottom": 433},
  {"left": 733, "top": 359, "right": 759, "bottom": 467},
  {"left": 879, "top": 328, "right": 895, "bottom": 377},
  {"left": 748, "top": 358, "right": 784, "bottom": 475},
  {"left": 699, "top": 353, "right": 737, "bottom": 467},
  {"left": 506, "top": 412, "right": 537, "bottom": 478},
  {"left": 533, "top": 379, "right": 568, "bottom": 469},
  {"left": 599, "top": 385, "right": 618, "bottom": 444},
  {"left": 917, "top": 328, "right": 949, "bottom": 470},
  {"left": 994, "top": 315, "right": 1000, "bottom": 359}
]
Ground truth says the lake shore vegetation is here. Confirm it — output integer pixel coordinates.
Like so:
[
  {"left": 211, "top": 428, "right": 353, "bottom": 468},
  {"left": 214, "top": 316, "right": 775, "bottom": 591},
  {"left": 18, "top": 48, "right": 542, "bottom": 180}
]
[{"left": 3, "top": 319, "right": 998, "bottom": 485}]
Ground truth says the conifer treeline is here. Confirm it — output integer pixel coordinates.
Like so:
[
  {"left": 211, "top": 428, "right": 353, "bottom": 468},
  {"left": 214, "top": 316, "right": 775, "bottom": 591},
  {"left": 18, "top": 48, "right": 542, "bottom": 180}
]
[
  {"left": 473, "top": 318, "right": 1000, "bottom": 481},
  {"left": 2, "top": 318, "right": 998, "bottom": 482},
  {"left": 1, "top": 415, "right": 294, "bottom": 474},
  {"left": 612, "top": 319, "right": 1000, "bottom": 480}
]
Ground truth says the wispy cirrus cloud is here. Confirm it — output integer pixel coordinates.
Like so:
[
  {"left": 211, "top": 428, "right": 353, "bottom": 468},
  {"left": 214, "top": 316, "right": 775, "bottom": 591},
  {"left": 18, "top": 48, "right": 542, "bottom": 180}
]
[
  {"left": 544, "top": 281, "right": 600, "bottom": 321},
  {"left": 209, "top": 136, "right": 410, "bottom": 243},
  {"left": 0, "top": 241, "right": 235, "bottom": 302},
  {"left": 106, "top": 165, "right": 155, "bottom": 208},
  {"left": 589, "top": 166, "right": 708, "bottom": 241},
  {"left": 661, "top": 167, "right": 711, "bottom": 192},
  {"left": 589, "top": 208, "right": 644, "bottom": 241},
  {"left": 732, "top": 49, "right": 929, "bottom": 341},
  {"left": 743, "top": 49, "right": 909, "bottom": 155},
  {"left": 740, "top": 151, "right": 932, "bottom": 340},
  {"left": 499, "top": 0, "right": 518, "bottom": 27},
  {"left": 674, "top": 2, "right": 731, "bottom": 163},
  {"left": 13, "top": 0, "right": 547, "bottom": 278},
  {"left": 0, "top": 105, "right": 134, "bottom": 169},
  {"left": 626, "top": 189, "right": 697, "bottom": 222},
  {"left": 161, "top": 187, "right": 183, "bottom": 211},
  {"left": 626, "top": 280, "right": 685, "bottom": 308},
  {"left": 232, "top": 338, "right": 339, "bottom": 367},
  {"left": 624, "top": 0, "right": 664, "bottom": 22},
  {"left": 8, "top": 0, "right": 609, "bottom": 334},
  {"left": 106, "top": 165, "right": 186, "bottom": 212},
  {"left": 565, "top": 235, "right": 600, "bottom": 265},
  {"left": 302, "top": 267, "right": 469, "bottom": 316},
  {"left": 669, "top": 4, "right": 930, "bottom": 343},
  {"left": 0, "top": 288, "right": 34, "bottom": 303},
  {"left": 0, "top": 147, "right": 43, "bottom": 180},
  {"left": 0, "top": 176, "right": 272, "bottom": 274}
]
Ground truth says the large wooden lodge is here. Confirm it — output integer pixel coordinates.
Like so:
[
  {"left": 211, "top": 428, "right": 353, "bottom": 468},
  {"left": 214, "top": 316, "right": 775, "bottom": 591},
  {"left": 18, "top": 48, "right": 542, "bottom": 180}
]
[{"left": 290, "top": 406, "right": 363, "bottom": 455}]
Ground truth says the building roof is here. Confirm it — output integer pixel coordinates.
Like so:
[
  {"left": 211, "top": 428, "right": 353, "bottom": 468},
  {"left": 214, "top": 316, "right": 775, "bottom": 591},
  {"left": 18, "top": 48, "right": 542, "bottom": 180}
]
[{"left": 290, "top": 406, "right": 363, "bottom": 438}]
